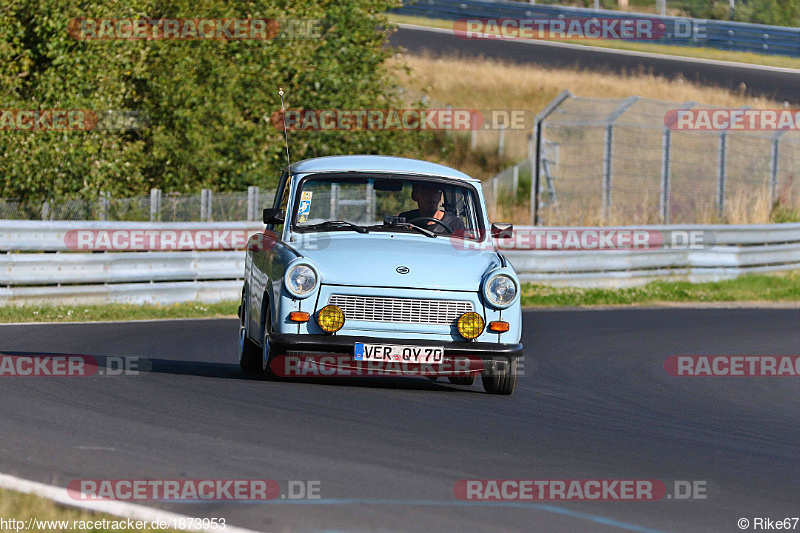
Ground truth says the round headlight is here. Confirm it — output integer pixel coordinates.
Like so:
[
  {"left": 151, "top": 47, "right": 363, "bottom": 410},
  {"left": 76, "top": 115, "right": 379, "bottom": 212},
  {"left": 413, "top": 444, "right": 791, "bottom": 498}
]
[
  {"left": 485, "top": 274, "right": 517, "bottom": 308},
  {"left": 457, "top": 312, "right": 484, "bottom": 340},
  {"left": 286, "top": 264, "right": 317, "bottom": 297},
  {"left": 317, "top": 305, "right": 345, "bottom": 333}
]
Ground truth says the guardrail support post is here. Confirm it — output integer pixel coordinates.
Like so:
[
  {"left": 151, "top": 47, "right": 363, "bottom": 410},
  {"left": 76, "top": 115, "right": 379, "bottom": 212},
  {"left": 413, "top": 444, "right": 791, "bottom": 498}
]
[
  {"left": 247, "top": 186, "right": 259, "bottom": 221},
  {"left": 717, "top": 133, "right": 728, "bottom": 219},
  {"left": 150, "top": 188, "right": 161, "bottom": 222}
]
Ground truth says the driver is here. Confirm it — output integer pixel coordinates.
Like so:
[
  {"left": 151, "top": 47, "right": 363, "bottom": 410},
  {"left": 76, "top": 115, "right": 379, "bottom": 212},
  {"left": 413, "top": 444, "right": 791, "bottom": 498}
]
[{"left": 398, "top": 182, "right": 464, "bottom": 235}]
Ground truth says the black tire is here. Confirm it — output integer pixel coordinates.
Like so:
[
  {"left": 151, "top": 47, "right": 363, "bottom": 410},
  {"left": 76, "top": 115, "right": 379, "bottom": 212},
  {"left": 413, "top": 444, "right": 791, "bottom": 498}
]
[
  {"left": 448, "top": 374, "right": 477, "bottom": 386},
  {"left": 481, "top": 358, "right": 518, "bottom": 395},
  {"left": 260, "top": 307, "right": 279, "bottom": 380},
  {"left": 238, "top": 295, "right": 261, "bottom": 375}
]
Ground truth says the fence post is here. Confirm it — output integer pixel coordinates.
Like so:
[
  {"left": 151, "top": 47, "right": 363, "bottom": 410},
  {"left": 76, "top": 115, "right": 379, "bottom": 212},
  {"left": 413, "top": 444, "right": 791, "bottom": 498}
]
[
  {"left": 366, "top": 181, "right": 375, "bottom": 223},
  {"left": 659, "top": 102, "right": 694, "bottom": 223},
  {"left": 150, "top": 188, "right": 161, "bottom": 222},
  {"left": 469, "top": 120, "right": 478, "bottom": 150},
  {"left": 717, "top": 132, "right": 727, "bottom": 219},
  {"left": 98, "top": 192, "right": 109, "bottom": 221},
  {"left": 532, "top": 89, "right": 572, "bottom": 226},
  {"left": 770, "top": 130, "right": 786, "bottom": 205},
  {"left": 498, "top": 122, "right": 506, "bottom": 156},
  {"left": 201, "top": 189, "right": 212, "bottom": 222},
  {"left": 602, "top": 96, "right": 640, "bottom": 221},
  {"left": 247, "top": 186, "right": 259, "bottom": 221},
  {"left": 512, "top": 164, "right": 519, "bottom": 200},
  {"left": 41, "top": 201, "right": 50, "bottom": 221},
  {"left": 330, "top": 183, "right": 339, "bottom": 220},
  {"left": 659, "top": 127, "right": 672, "bottom": 223},
  {"left": 446, "top": 104, "right": 452, "bottom": 138}
]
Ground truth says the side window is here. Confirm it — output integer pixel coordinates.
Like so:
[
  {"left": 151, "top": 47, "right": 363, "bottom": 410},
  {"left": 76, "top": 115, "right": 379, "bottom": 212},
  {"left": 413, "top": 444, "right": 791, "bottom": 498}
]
[{"left": 270, "top": 173, "right": 292, "bottom": 237}]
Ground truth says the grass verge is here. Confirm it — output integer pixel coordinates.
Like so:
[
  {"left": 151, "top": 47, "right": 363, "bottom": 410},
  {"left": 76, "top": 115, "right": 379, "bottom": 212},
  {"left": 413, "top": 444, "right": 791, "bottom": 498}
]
[
  {"left": 1, "top": 273, "right": 799, "bottom": 325},
  {"left": 0, "top": 301, "right": 238, "bottom": 324},
  {"left": 388, "top": 14, "right": 800, "bottom": 71},
  {"left": 521, "top": 271, "right": 800, "bottom": 306},
  {"left": 0, "top": 488, "right": 181, "bottom": 533}
]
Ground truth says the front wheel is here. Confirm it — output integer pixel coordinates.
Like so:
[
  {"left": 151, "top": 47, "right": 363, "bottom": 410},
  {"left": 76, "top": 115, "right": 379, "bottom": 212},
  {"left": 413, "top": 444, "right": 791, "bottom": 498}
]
[
  {"left": 261, "top": 309, "right": 279, "bottom": 380},
  {"left": 239, "top": 326, "right": 262, "bottom": 375},
  {"left": 482, "top": 358, "right": 518, "bottom": 395}
]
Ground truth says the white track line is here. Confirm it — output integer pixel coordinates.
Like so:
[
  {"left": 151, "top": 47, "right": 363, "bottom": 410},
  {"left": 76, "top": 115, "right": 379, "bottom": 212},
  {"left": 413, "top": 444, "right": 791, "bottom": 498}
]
[{"left": 0, "top": 473, "right": 263, "bottom": 533}]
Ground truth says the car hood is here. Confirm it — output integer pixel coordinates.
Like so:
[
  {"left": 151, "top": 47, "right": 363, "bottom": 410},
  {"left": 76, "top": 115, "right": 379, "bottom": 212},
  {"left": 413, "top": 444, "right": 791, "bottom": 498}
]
[{"left": 293, "top": 232, "right": 501, "bottom": 291}]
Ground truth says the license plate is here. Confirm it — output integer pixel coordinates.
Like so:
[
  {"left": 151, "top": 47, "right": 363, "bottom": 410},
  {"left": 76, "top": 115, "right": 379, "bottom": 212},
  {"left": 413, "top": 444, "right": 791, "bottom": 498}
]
[{"left": 354, "top": 343, "right": 444, "bottom": 363}]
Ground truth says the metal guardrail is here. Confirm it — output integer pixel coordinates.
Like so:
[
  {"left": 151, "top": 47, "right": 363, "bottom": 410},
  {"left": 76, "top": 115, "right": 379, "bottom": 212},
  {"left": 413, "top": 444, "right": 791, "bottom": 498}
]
[
  {"left": 394, "top": 0, "right": 800, "bottom": 57},
  {"left": 1, "top": 221, "right": 799, "bottom": 305}
]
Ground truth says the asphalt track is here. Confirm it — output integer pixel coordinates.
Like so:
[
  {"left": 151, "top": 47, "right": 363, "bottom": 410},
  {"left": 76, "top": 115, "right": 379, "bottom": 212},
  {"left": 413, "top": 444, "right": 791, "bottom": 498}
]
[
  {"left": 390, "top": 25, "right": 800, "bottom": 103},
  {"left": 1, "top": 308, "right": 798, "bottom": 532}
]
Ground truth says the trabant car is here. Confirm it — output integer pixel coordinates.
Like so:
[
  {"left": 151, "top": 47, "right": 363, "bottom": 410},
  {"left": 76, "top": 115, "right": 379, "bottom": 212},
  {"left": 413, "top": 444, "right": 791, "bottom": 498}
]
[{"left": 238, "top": 155, "right": 523, "bottom": 395}]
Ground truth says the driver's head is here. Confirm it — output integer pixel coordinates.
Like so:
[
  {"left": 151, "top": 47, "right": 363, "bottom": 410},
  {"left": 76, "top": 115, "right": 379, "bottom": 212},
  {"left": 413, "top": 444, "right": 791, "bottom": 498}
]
[{"left": 411, "top": 183, "right": 443, "bottom": 213}]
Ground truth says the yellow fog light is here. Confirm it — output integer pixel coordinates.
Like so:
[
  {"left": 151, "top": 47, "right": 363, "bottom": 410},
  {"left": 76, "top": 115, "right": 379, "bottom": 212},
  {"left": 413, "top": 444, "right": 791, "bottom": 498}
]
[
  {"left": 317, "top": 305, "right": 345, "bottom": 333},
  {"left": 457, "top": 312, "right": 484, "bottom": 340}
]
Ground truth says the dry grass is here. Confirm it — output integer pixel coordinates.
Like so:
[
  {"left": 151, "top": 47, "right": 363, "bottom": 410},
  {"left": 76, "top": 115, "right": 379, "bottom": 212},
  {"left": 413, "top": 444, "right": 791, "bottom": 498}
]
[
  {"left": 393, "top": 52, "right": 778, "bottom": 163},
  {"left": 394, "top": 53, "right": 800, "bottom": 225}
]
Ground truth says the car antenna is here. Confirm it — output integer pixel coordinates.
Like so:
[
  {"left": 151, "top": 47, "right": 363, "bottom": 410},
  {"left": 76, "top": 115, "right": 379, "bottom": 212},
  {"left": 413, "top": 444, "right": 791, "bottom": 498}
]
[{"left": 278, "top": 87, "right": 292, "bottom": 179}]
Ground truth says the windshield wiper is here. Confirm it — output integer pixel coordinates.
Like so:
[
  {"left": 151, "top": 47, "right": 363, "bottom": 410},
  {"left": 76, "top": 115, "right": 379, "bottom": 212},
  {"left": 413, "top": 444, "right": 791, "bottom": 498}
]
[
  {"left": 304, "top": 220, "right": 369, "bottom": 233},
  {"left": 369, "top": 217, "right": 436, "bottom": 238}
]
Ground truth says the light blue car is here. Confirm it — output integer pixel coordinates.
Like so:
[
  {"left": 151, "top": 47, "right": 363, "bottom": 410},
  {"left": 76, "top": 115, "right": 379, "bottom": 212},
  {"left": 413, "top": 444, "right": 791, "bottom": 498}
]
[{"left": 238, "top": 155, "right": 523, "bottom": 395}]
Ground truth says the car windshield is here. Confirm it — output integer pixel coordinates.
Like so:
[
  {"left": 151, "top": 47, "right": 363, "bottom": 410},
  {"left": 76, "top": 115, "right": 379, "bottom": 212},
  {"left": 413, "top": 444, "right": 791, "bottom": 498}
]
[{"left": 293, "top": 174, "right": 483, "bottom": 238}]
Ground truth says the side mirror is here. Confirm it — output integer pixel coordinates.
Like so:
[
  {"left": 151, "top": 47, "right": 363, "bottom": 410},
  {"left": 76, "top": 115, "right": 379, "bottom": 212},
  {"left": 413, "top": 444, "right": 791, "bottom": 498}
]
[
  {"left": 263, "top": 208, "right": 285, "bottom": 225},
  {"left": 491, "top": 223, "right": 513, "bottom": 239}
]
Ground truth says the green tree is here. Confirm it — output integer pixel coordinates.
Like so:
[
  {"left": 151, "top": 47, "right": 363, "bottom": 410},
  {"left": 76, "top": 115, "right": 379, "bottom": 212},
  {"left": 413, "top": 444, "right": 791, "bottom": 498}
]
[{"left": 0, "top": 0, "right": 427, "bottom": 203}]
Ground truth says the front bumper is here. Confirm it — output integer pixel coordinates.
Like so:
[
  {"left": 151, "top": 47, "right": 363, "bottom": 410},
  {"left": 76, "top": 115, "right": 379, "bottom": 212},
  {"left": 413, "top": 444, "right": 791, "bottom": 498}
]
[{"left": 269, "top": 332, "right": 523, "bottom": 360}]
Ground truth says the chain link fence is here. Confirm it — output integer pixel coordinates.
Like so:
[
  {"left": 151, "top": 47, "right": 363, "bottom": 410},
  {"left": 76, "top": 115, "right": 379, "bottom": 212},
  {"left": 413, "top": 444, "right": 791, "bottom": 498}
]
[
  {"left": 0, "top": 188, "right": 276, "bottom": 222},
  {"left": 517, "top": 92, "right": 800, "bottom": 226}
]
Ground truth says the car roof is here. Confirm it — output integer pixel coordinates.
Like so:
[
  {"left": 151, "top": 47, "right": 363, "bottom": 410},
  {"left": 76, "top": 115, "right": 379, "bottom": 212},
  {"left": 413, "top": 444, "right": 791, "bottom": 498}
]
[{"left": 290, "top": 155, "right": 479, "bottom": 183}]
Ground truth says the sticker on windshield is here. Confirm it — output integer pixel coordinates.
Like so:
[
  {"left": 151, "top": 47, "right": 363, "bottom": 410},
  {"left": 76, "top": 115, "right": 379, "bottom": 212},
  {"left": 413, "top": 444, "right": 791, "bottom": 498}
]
[{"left": 298, "top": 191, "right": 313, "bottom": 223}]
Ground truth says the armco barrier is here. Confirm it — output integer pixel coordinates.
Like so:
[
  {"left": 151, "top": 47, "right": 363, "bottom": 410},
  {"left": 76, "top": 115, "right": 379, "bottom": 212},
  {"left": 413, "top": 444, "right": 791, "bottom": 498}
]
[
  {"left": 1, "top": 221, "right": 800, "bottom": 305},
  {"left": 393, "top": 0, "right": 800, "bottom": 57}
]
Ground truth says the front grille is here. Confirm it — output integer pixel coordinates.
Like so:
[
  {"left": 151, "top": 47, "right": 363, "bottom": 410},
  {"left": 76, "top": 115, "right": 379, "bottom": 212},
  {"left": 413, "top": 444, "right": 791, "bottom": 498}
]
[{"left": 328, "top": 294, "right": 473, "bottom": 326}]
